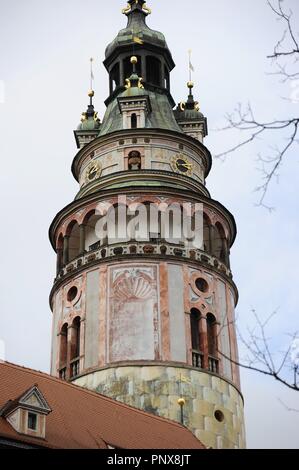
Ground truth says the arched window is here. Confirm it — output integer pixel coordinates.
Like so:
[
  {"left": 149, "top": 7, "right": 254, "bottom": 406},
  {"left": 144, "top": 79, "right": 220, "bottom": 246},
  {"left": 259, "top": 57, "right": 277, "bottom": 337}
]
[
  {"left": 107, "top": 203, "right": 129, "bottom": 244},
  {"left": 164, "top": 66, "right": 170, "bottom": 90},
  {"left": 110, "top": 62, "right": 120, "bottom": 92},
  {"left": 145, "top": 202, "right": 160, "bottom": 241},
  {"left": 70, "top": 317, "right": 81, "bottom": 379},
  {"left": 131, "top": 113, "right": 137, "bottom": 129},
  {"left": 213, "top": 222, "right": 227, "bottom": 263},
  {"left": 123, "top": 55, "right": 141, "bottom": 81},
  {"left": 56, "top": 234, "right": 64, "bottom": 273},
  {"left": 146, "top": 56, "right": 161, "bottom": 86},
  {"left": 128, "top": 151, "right": 141, "bottom": 170},
  {"left": 71, "top": 317, "right": 81, "bottom": 360},
  {"left": 83, "top": 210, "right": 103, "bottom": 251},
  {"left": 217, "top": 222, "right": 227, "bottom": 262},
  {"left": 207, "top": 313, "right": 217, "bottom": 357},
  {"left": 59, "top": 324, "right": 68, "bottom": 379},
  {"left": 203, "top": 214, "right": 212, "bottom": 253},
  {"left": 190, "top": 309, "right": 201, "bottom": 351},
  {"left": 160, "top": 203, "right": 183, "bottom": 245},
  {"left": 67, "top": 221, "right": 80, "bottom": 262}
]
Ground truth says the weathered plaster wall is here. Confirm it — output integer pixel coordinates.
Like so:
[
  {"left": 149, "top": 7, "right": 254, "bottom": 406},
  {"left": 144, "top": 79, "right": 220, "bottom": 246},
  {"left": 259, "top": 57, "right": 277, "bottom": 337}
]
[
  {"left": 168, "top": 264, "right": 186, "bottom": 362},
  {"left": 108, "top": 266, "right": 159, "bottom": 362},
  {"left": 217, "top": 279, "right": 232, "bottom": 380},
  {"left": 51, "top": 291, "right": 62, "bottom": 375},
  {"left": 85, "top": 270, "right": 100, "bottom": 369},
  {"left": 52, "top": 260, "right": 239, "bottom": 383},
  {"left": 78, "top": 136, "right": 205, "bottom": 188}
]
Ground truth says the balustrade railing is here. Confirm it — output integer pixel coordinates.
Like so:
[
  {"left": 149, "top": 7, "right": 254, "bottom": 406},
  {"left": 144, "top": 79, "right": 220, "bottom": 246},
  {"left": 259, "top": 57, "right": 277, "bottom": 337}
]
[
  {"left": 192, "top": 350, "right": 204, "bottom": 369},
  {"left": 57, "top": 241, "right": 232, "bottom": 280},
  {"left": 59, "top": 367, "right": 67, "bottom": 381},
  {"left": 208, "top": 356, "right": 219, "bottom": 374},
  {"left": 70, "top": 358, "right": 80, "bottom": 378},
  {"left": 192, "top": 351, "right": 220, "bottom": 375}
]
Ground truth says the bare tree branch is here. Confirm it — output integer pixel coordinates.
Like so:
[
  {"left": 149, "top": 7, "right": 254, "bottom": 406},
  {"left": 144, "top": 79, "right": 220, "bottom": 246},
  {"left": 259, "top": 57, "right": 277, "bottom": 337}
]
[
  {"left": 278, "top": 398, "right": 299, "bottom": 413},
  {"left": 215, "top": 0, "right": 299, "bottom": 208},
  {"left": 217, "top": 309, "right": 299, "bottom": 392},
  {"left": 267, "top": 0, "right": 299, "bottom": 59}
]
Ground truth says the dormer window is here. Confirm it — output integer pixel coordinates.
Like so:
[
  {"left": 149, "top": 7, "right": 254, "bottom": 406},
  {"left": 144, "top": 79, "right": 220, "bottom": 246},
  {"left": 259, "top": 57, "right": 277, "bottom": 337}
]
[
  {"left": 28, "top": 412, "right": 37, "bottom": 431},
  {"left": 0, "top": 385, "right": 51, "bottom": 439},
  {"left": 118, "top": 95, "right": 152, "bottom": 130}
]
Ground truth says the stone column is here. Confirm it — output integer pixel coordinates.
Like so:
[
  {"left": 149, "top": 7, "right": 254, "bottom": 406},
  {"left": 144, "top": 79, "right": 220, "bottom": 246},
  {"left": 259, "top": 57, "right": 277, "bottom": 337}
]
[
  {"left": 224, "top": 239, "right": 230, "bottom": 268},
  {"left": 209, "top": 225, "right": 216, "bottom": 256},
  {"left": 160, "top": 59, "right": 164, "bottom": 88},
  {"left": 199, "top": 315, "right": 209, "bottom": 369},
  {"left": 141, "top": 55, "right": 146, "bottom": 82},
  {"left": 56, "top": 248, "right": 63, "bottom": 274},
  {"left": 63, "top": 236, "right": 70, "bottom": 265},
  {"left": 66, "top": 324, "right": 73, "bottom": 378},
  {"left": 79, "top": 224, "right": 86, "bottom": 255},
  {"left": 214, "top": 321, "right": 222, "bottom": 375},
  {"left": 120, "top": 59, "right": 124, "bottom": 86}
]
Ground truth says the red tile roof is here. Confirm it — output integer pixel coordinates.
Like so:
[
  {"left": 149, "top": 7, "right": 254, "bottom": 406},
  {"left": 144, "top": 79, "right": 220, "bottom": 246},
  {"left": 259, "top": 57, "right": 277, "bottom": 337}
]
[{"left": 0, "top": 362, "right": 205, "bottom": 449}]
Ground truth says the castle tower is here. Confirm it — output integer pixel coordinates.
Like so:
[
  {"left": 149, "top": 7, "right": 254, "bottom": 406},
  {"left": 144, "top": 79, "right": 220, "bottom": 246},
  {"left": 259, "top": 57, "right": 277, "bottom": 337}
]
[{"left": 49, "top": 0, "right": 246, "bottom": 449}]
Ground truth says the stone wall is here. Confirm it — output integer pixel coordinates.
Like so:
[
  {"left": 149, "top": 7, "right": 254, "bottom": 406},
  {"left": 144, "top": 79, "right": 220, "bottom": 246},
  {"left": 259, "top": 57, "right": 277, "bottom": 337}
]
[{"left": 74, "top": 365, "right": 246, "bottom": 449}]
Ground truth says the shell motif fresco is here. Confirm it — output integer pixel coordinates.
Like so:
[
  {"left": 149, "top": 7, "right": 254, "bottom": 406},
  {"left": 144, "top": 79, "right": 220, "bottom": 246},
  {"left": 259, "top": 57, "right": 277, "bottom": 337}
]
[{"left": 113, "top": 270, "right": 153, "bottom": 301}]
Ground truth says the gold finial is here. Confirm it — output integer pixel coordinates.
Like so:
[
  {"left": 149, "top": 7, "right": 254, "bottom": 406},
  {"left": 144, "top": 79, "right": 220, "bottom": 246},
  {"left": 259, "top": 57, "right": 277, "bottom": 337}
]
[
  {"left": 122, "top": 1, "right": 151, "bottom": 16},
  {"left": 122, "top": 2, "right": 131, "bottom": 14},
  {"left": 131, "top": 56, "right": 138, "bottom": 65},
  {"left": 142, "top": 2, "right": 151, "bottom": 15},
  {"left": 187, "top": 81, "right": 194, "bottom": 89},
  {"left": 178, "top": 398, "right": 186, "bottom": 407},
  {"left": 88, "top": 90, "right": 95, "bottom": 98},
  {"left": 138, "top": 77, "right": 144, "bottom": 89}
]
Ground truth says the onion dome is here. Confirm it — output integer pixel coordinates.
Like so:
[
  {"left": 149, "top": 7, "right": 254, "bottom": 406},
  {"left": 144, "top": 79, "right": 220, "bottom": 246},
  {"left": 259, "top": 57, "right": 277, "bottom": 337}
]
[
  {"left": 105, "top": 1, "right": 169, "bottom": 59},
  {"left": 77, "top": 90, "right": 101, "bottom": 131},
  {"left": 175, "top": 82, "right": 204, "bottom": 119},
  {"left": 174, "top": 82, "right": 208, "bottom": 141}
]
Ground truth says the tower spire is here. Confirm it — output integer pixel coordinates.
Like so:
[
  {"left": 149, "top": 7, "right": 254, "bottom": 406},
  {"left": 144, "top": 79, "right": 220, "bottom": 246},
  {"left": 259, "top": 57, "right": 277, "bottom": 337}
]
[
  {"left": 174, "top": 80, "right": 208, "bottom": 142},
  {"left": 51, "top": 1, "right": 245, "bottom": 450},
  {"left": 83, "top": 58, "right": 97, "bottom": 118},
  {"left": 74, "top": 58, "right": 101, "bottom": 148},
  {"left": 188, "top": 49, "right": 195, "bottom": 83},
  {"left": 89, "top": 57, "right": 95, "bottom": 102}
]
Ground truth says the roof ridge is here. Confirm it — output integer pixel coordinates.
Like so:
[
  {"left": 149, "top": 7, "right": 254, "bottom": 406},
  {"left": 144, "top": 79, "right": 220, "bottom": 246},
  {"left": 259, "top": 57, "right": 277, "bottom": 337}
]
[{"left": 0, "top": 361, "right": 188, "bottom": 431}]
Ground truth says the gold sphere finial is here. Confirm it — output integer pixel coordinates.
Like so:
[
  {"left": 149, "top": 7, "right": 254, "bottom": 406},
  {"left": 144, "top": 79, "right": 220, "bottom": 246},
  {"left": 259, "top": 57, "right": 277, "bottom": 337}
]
[
  {"left": 131, "top": 56, "right": 138, "bottom": 65},
  {"left": 88, "top": 90, "right": 95, "bottom": 98},
  {"left": 187, "top": 81, "right": 194, "bottom": 89},
  {"left": 178, "top": 398, "right": 186, "bottom": 407}
]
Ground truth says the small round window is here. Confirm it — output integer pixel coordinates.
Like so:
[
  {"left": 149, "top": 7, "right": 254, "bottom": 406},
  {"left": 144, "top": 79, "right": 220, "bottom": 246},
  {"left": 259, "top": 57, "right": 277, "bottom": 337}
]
[
  {"left": 214, "top": 410, "right": 225, "bottom": 423},
  {"left": 67, "top": 286, "right": 78, "bottom": 303},
  {"left": 195, "top": 278, "right": 209, "bottom": 293}
]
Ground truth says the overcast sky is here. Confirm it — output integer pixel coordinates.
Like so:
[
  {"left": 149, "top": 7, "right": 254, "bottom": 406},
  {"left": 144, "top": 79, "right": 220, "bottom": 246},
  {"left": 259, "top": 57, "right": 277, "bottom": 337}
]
[{"left": 0, "top": 0, "right": 298, "bottom": 449}]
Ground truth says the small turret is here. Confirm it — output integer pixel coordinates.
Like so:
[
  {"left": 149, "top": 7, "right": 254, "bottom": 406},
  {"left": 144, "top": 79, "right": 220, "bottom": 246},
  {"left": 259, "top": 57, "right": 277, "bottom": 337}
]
[
  {"left": 174, "top": 81, "right": 208, "bottom": 143},
  {"left": 117, "top": 56, "right": 151, "bottom": 129},
  {"left": 74, "top": 90, "right": 101, "bottom": 149}
]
